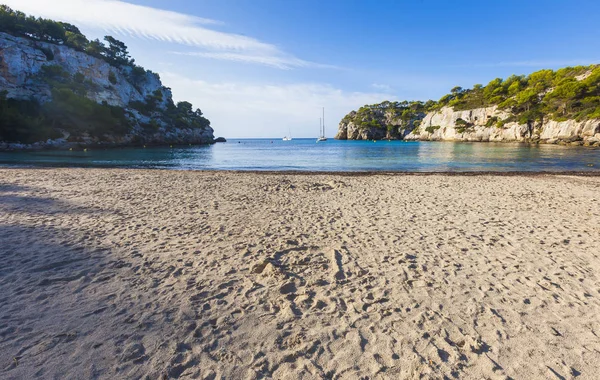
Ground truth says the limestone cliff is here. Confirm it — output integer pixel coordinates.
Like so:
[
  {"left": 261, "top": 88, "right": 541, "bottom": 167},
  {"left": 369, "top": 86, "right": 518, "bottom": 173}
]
[
  {"left": 0, "top": 32, "right": 214, "bottom": 149},
  {"left": 337, "top": 105, "right": 600, "bottom": 146},
  {"left": 406, "top": 106, "right": 600, "bottom": 145}
]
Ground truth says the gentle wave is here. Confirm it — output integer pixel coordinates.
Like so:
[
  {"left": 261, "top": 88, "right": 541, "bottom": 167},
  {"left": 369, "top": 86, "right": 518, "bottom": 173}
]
[{"left": 0, "top": 139, "right": 599, "bottom": 172}]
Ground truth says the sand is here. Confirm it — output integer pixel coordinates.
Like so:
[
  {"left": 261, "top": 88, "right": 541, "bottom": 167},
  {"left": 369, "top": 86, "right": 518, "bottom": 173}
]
[{"left": 1, "top": 169, "right": 599, "bottom": 379}]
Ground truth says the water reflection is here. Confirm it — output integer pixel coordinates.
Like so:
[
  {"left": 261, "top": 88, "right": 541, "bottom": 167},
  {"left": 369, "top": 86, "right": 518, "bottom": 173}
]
[{"left": 0, "top": 139, "right": 598, "bottom": 172}]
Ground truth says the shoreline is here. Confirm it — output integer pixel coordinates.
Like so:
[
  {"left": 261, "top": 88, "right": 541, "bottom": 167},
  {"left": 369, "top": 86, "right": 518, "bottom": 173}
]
[
  {"left": 2, "top": 138, "right": 600, "bottom": 152},
  {"left": 0, "top": 141, "right": 216, "bottom": 152},
  {"left": 1, "top": 166, "right": 600, "bottom": 176}
]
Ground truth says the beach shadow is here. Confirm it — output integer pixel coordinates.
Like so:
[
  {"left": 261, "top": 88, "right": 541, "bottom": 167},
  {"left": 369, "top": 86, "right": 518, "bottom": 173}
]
[
  {"left": 0, "top": 184, "right": 34, "bottom": 193},
  {"left": 0, "top": 185, "right": 124, "bottom": 378},
  {"left": 0, "top": 180, "right": 216, "bottom": 379},
  {"left": 0, "top": 183, "right": 105, "bottom": 216}
]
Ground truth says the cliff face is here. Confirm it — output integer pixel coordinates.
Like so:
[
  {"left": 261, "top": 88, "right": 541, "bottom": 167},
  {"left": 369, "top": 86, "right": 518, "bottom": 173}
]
[
  {"left": 405, "top": 106, "right": 600, "bottom": 145},
  {"left": 0, "top": 32, "right": 165, "bottom": 107},
  {"left": 336, "top": 105, "right": 600, "bottom": 146},
  {"left": 0, "top": 32, "right": 214, "bottom": 148}
]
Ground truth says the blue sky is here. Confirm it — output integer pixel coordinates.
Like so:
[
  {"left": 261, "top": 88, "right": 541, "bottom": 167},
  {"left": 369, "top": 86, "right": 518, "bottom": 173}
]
[{"left": 6, "top": 0, "right": 600, "bottom": 137}]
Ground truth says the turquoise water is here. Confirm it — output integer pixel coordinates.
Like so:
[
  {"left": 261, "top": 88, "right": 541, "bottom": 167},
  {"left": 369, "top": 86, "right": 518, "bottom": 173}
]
[{"left": 0, "top": 139, "right": 599, "bottom": 172}]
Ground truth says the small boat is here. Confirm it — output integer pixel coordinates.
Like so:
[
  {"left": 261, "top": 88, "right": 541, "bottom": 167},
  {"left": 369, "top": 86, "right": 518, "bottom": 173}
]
[
  {"left": 316, "top": 107, "right": 327, "bottom": 142},
  {"left": 283, "top": 129, "right": 292, "bottom": 141}
]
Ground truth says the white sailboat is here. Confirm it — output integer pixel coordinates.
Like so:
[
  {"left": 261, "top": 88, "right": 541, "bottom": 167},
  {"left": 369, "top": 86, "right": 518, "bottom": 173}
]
[
  {"left": 316, "top": 107, "right": 327, "bottom": 142},
  {"left": 283, "top": 128, "right": 292, "bottom": 141}
]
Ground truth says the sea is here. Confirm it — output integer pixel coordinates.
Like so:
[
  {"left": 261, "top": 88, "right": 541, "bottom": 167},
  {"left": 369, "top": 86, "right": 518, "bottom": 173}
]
[{"left": 0, "top": 139, "right": 599, "bottom": 172}]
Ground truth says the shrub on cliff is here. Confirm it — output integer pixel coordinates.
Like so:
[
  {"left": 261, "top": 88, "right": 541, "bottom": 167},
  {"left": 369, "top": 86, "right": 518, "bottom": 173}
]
[
  {"left": 343, "top": 101, "right": 430, "bottom": 132},
  {"left": 44, "top": 88, "right": 130, "bottom": 137},
  {"left": 0, "top": 91, "right": 60, "bottom": 143},
  {"left": 0, "top": 87, "right": 131, "bottom": 142},
  {"left": 167, "top": 101, "right": 211, "bottom": 130},
  {"left": 425, "top": 125, "right": 441, "bottom": 134},
  {"left": 40, "top": 65, "right": 91, "bottom": 96},
  {"left": 108, "top": 71, "right": 117, "bottom": 85}
]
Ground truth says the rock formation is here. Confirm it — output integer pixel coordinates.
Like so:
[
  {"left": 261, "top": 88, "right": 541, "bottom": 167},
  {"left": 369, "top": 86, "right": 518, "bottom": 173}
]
[
  {"left": 335, "top": 106, "right": 600, "bottom": 146},
  {"left": 405, "top": 106, "right": 600, "bottom": 145},
  {"left": 335, "top": 100, "right": 427, "bottom": 141},
  {"left": 0, "top": 32, "right": 214, "bottom": 149},
  {"left": 337, "top": 104, "right": 600, "bottom": 146},
  {"left": 335, "top": 110, "right": 421, "bottom": 140}
]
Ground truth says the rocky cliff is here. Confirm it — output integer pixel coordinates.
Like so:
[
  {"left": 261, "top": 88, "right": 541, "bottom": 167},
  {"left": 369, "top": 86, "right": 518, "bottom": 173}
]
[
  {"left": 335, "top": 110, "right": 421, "bottom": 140},
  {"left": 335, "top": 100, "right": 428, "bottom": 141},
  {"left": 405, "top": 106, "right": 600, "bottom": 145},
  {"left": 337, "top": 105, "right": 600, "bottom": 146},
  {"left": 0, "top": 32, "right": 214, "bottom": 149}
]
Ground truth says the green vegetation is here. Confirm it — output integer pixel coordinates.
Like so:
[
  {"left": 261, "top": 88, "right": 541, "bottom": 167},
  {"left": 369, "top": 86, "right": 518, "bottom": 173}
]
[
  {"left": 424, "top": 125, "right": 441, "bottom": 134},
  {"left": 129, "top": 91, "right": 210, "bottom": 132},
  {"left": 0, "top": 64, "right": 130, "bottom": 142},
  {"left": 108, "top": 71, "right": 117, "bottom": 85},
  {"left": 453, "top": 118, "right": 474, "bottom": 134},
  {"left": 436, "top": 65, "right": 600, "bottom": 123},
  {"left": 342, "top": 100, "right": 434, "bottom": 132},
  {"left": 167, "top": 101, "right": 211, "bottom": 130},
  {"left": 44, "top": 88, "right": 130, "bottom": 138},
  {"left": 0, "top": 91, "right": 57, "bottom": 143},
  {"left": 0, "top": 88, "right": 129, "bottom": 143}
]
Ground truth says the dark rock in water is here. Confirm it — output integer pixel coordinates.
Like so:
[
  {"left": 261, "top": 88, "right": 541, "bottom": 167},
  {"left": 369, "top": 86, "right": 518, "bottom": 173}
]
[{"left": 214, "top": 137, "right": 227, "bottom": 143}]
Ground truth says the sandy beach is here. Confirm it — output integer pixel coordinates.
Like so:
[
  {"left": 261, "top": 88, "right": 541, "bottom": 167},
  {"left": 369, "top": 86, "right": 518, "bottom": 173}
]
[{"left": 1, "top": 169, "right": 599, "bottom": 379}]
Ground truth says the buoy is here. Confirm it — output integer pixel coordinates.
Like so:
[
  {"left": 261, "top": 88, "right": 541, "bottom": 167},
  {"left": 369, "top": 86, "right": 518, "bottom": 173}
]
[
  {"left": 69, "top": 148, "right": 72, "bottom": 151},
  {"left": 170, "top": 145, "right": 173, "bottom": 148},
  {"left": 83, "top": 148, "right": 87, "bottom": 152},
  {"left": 143, "top": 145, "right": 146, "bottom": 148}
]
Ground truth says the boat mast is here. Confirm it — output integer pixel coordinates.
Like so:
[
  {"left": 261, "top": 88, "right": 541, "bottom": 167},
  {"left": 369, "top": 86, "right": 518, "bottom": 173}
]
[
  {"left": 319, "top": 117, "right": 322, "bottom": 137},
  {"left": 322, "top": 107, "right": 325, "bottom": 137}
]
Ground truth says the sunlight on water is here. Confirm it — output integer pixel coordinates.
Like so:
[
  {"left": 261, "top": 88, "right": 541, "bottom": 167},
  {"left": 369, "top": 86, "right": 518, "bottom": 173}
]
[{"left": 0, "top": 139, "right": 598, "bottom": 172}]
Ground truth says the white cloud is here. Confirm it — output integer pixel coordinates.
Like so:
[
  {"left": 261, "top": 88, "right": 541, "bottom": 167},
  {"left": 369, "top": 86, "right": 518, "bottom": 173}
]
[
  {"left": 160, "top": 72, "right": 390, "bottom": 138},
  {"left": 4, "top": 0, "right": 328, "bottom": 69},
  {"left": 371, "top": 83, "right": 393, "bottom": 92}
]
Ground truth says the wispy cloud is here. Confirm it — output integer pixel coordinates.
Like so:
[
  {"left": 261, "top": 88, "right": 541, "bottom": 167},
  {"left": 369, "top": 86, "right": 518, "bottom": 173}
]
[
  {"left": 371, "top": 83, "right": 393, "bottom": 92},
  {"left": 452, "top": 59, "right": 600, "bottom": 68},
  {"left": 4, "top": 0, "right": 331, "bottom": 69},
  {"left": 172, "top": 51, "right": 340, "bottom": 70}
]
